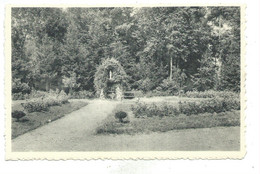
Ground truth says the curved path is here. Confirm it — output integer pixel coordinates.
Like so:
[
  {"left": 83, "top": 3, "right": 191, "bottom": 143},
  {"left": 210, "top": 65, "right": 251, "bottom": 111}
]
[{"left": 12, "top": 99, "right": 119, "bottom": 151}]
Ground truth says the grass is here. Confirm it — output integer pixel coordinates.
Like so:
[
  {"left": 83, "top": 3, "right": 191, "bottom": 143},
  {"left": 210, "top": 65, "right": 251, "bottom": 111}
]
[
  {"left": 96, "top": 102, "right": 240, "bottom": 135},
  {"left": 12, "top": 100, "right": 88, "bottom": 139}
]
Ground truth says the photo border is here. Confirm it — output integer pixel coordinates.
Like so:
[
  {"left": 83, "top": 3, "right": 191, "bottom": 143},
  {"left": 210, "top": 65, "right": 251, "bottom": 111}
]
[{"left": 5, "top": 3, "right": 246, "bottom": 160}]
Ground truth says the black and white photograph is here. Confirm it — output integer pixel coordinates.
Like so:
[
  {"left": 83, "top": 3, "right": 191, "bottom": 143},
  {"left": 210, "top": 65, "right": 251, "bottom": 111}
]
[
  {"left": 7, "top": 6, "right": 244, "bottom": 155},
  {"left": 2, "top": 0, "right": 260, "bottom": 173}
]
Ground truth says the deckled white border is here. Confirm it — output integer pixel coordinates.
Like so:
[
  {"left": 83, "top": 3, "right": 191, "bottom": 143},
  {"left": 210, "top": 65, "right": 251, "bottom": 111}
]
[{"left": 4, "top": 3, "right": 246, "bottom": 160}]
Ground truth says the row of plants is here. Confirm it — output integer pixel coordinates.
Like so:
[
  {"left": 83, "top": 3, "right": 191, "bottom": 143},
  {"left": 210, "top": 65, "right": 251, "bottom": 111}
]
[
  {"left": 12, "top": 88, "right": 96, "bottom": 100},
  {"left": 21, "top": 90, "right": 69, "bottom": 113},
  {"left": 131, "top": 97, "right": 240, "bottom": 117},
  {"left": 68, "top": 90, "right": 95, "bottom": 99},
  {"left": 184, "top": 90, "right": 239, "bottom": 99}
]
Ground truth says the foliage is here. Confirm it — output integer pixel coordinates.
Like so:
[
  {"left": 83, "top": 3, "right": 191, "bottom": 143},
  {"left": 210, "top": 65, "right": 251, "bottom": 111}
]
[
  {"left": 131, "top": 97, "right": 240, "bottom": 117},
  {"left": 12, "top": 92, "right": 30, "bottom": 100},
  {"left": 62, "top": 72, "right": 78, "bottom": 92},
  {"left": 138, "top": 77, "right": 153, "bottom": 92},
  {"left": 12, "top": 101, "right": 88, "bottom": 139},
  {"left": 115, "top": 111, "right": 128, "bottom": 122},
  {"left": 97, "top": 105, "right": 240, "bottom": 135},
  {"left": 131, "top": 90, "right": 144, "bottom": 98},
  {"left": 12, "top": 78, "right": 31, "bottom": 94},
  {"left": 22, "top": 90, "right": 69, "bottom": 112},
  {"left": 131, "top": 102, "right": 179, "bottom": 118},
  {"left": 12, "top": 110, "right": 26, "bottom": 121},
  {"left": 12, "top": 7, "right": 240, "bottom": 94},
  {"left": 184, "top": 90, "right": 239, "bottom": 98},
  {"left": 191, "top": 47, "right": 217, "bottom": 91},
  {"left": 94, "top": 58, "right": 128, "bottom": 95},
  {"left": 155, "top": 78, "right": 179, "bottom": 95},
  {"left": 178, "top": 97, "right": 240, "bottom": 115},
  {"left": 69, "top": 90, "right": 95, "bottom": 99}
]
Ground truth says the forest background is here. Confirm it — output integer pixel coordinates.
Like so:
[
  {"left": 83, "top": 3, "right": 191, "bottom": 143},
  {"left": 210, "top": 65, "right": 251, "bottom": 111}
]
[{"left": 11, "top": 7, "right": 240, "bottom": 98}]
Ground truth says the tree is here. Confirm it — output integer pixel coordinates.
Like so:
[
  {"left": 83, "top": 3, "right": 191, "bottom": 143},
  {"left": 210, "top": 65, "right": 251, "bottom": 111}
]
[{"left": 192, "top": 45, "right": 217, "bottom": 91}]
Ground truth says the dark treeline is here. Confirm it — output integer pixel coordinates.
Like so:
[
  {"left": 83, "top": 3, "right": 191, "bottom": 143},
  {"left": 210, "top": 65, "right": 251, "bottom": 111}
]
[{"left": 12, "top": 7, "right": 240, "bottom": 95}]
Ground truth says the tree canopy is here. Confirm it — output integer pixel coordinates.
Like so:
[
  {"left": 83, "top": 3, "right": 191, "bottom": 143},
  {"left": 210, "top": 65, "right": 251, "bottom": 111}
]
[{"left": 11, "top": 7, "right": 241, "bottom": 95}]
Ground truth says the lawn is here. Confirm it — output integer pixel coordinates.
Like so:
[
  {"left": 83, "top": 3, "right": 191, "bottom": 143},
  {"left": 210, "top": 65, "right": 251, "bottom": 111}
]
[
  {"left": 12, "top": 100, "right": 88, "bottom": 139},
  {"left": 96, "top": 99, "right": 240, "bottom": 135}
]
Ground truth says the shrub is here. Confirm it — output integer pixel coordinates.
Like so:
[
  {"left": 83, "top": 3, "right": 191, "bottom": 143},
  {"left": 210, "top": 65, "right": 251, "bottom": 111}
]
[
  {"left": 132, "top": 90, "right": 144, "bottom": 98},
  {"left": 22, "top": 98, "right": 49, "bottom": 112},
  {"left": 115, "top": 111, "right": 128, "bottom": 122},
  {"left": 155, "top": 78, "right": 179, "bottom": 95},
  {"left": 179, "top": 98, "right": 224, "bottom": 115},
  {"left": 29, "top": 90, "right": 49, "bottom": 99},
  {"left": 22, "top": 90, "right": 69, "bottom": 112},
  {"left": 69, "top": 90, "right": 95, "bottom": 99},
  {"left": 12, "top": 78, "right": 31, "bottom": 94},
  {"left": 131, "top": 102, "right": 179, "bottom": 118},
  {"left": 12, "top": 110, "right": 26, "bottom": 121},
  {"left": 131, "top": 97, "right": 240, "bottom": 117},
  {"left": 145, "top": 90, "right": 171, "bottom": 97},
  {"left": 12, "top": 92, "right": 30, "bottom": 100},
  {"left": 184, "top": 90, "right": 239, "bottom": 99},
  {"left": 139, "top": 77, "right": 153, "bottom": 92}
]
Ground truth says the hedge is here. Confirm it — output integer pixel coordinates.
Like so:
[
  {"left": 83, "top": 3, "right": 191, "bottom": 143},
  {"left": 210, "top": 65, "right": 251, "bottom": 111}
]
[
  {"left": 131, "top": 97, "right": 240, "bottom": 117},
  {"left": 184, "top": 90, "right": 239, "bottom": 99},
  {"left": 22, "top": 90, "right": 69, "bottom": 113}
]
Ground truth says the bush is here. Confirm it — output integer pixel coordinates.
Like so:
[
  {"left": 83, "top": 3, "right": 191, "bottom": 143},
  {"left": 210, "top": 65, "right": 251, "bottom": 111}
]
[
  {"left": 179, "top": 98, "right": 224, "bottom": 115},
  {"left": 69, "top": 90, "right": 95, "bottom": 99},
  {"left": 12, "top": 78, "right": 31, "bottom": 94},
  {"left": 12, "top": 92, "right": 30, "bottom": 100},
  {"left": 184, "top": 90, "right": 239, "bottom": 99},
  {"left": 139, "top": 77, "right": 153, "bottom": 92},
  {"left": 29, "top": 90, "right": 49, "bottom": 98},
  {"left": 22, "top": 90, "right": 69, "bottom": 112},
  {"left": 155, "top": 79, "right": 179, "bottom": 95},
  {"left": 12, "top": 110, "right": 26, "bottom": 121},
  {"left": 22, "top": 98, "right": 49, "bottom": 112},
  {"left": 131, "top": 102, "right": 179, "bottom": 118},
  {"left": 115, "top": 111, "right": 128, "bottom": 122},
  {"left": 12, "top": 78, "right": 31, "bottom": 100},
  {"left": 131, "top": 97, "right": 240, "bottom": 117},
  {"left": 145, "top": 90, "right": 173, "bottom": 98},
  {"left": 132, "top": 90, "right": 144, "bottom": 98}
]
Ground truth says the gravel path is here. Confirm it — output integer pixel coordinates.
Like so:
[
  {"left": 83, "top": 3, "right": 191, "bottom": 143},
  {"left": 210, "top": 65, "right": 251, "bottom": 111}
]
[
  {"left": 12, "top": 99, "right": 119, "bottom": 151},
  {"left": 12, "top": 99, "right": 239, "bottom": 151}
]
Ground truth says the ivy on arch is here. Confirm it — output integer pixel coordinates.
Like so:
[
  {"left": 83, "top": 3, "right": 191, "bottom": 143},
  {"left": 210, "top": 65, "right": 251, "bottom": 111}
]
[{"left": 94, "top": 58, "right": 128, "bottom": 98}]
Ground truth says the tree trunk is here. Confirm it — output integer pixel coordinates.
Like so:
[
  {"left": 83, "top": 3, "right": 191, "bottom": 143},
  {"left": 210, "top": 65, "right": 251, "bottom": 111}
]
[
  {"left": 169, "top": 56, "right": 173, "bottom": 80},
  {"left": 45, "top": 77, "right": 50, "bottom": 91},
  {"left": 216, "top": 15, "right": 222, "bottom": 89}
]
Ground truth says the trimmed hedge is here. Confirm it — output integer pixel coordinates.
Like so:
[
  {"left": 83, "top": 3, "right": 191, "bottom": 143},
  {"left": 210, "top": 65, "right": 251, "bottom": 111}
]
[
  {"left": 131, "top": 97, "right": 240, "bottom": 117},
  {"left": 131, "top": 102, "right": 179, "bottom": 118},
  {"left": 184, "top": 90, "right": 239, "bottom": 99}
]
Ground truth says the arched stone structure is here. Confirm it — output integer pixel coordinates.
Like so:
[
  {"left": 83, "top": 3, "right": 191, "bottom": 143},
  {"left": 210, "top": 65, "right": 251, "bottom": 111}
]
[{"left": 94, "top": 58, "right": 127, "bottom": 100}]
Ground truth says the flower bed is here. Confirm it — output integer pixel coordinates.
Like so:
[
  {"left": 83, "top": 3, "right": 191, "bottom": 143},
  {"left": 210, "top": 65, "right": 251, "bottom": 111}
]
[
  {"left": 22, "top": 90, "right": 69, "bottom": 113},
  {"left": 131, "top": 97, "right": 240, "bottom": 117}
]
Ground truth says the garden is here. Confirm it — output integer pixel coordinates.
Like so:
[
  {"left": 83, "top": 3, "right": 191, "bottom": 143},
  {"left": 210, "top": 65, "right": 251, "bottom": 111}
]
[
  {"left": 11, "top": 7, "right": 241, "bottom": 145},
  {"left": 12, "top": 89, "right": 88, "bottom": 139},
  {"left": 96, "top": 90, "right": 240, "bottom": 135}
]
